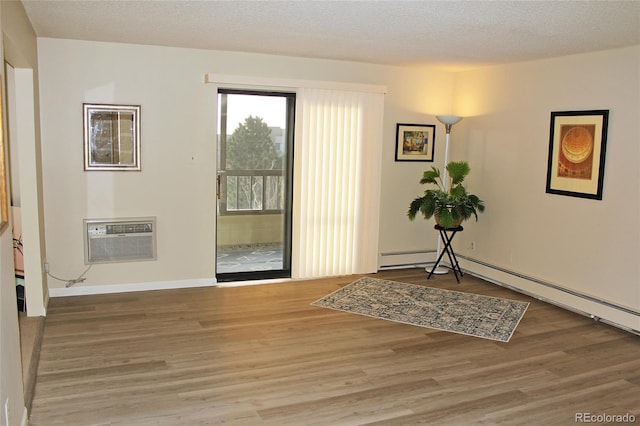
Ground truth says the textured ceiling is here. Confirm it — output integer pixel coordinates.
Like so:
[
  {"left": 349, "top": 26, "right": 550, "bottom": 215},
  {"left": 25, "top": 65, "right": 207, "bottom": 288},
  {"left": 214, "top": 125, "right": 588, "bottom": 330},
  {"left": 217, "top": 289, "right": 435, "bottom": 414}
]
[{"left": 21, "top": 0, "right": 640, "bottom": 70}]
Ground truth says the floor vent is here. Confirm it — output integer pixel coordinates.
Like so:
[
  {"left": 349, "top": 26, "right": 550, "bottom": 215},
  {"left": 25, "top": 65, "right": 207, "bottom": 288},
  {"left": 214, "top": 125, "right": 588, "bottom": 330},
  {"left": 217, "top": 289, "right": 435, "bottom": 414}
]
[{"left": 83, "top": 217, "right": 156, "bottom": 264}]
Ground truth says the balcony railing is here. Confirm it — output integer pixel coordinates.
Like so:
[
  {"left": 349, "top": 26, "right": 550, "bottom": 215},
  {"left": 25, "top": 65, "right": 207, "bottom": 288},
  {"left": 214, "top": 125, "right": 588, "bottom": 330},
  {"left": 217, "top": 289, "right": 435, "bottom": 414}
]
[{"left": 219, "top": 169, "right": 284, "bottom": 215}]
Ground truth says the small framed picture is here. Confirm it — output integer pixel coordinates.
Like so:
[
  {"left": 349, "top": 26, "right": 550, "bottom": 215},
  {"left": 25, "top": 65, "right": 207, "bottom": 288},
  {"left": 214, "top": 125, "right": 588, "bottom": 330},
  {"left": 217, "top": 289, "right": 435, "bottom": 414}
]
[
  {"left": 84, "top": 103, "right": 141, "bottom": 171},
  {"left": 545, "top": 110, "right": 609, "bottom": 200},
  {"left": 395, "top": 123, "right": 436, "bottom": 162}
]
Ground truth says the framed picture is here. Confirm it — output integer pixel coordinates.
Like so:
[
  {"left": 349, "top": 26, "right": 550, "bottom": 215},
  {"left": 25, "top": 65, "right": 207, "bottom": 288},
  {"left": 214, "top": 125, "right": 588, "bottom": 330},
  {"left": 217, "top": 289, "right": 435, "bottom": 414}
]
[
  {"left": 545, "top": 110, "right": 609, "bottom": 200},
  {"left": 83, "top": 103, "right": 141, "bottom": 171},
  {"left": 0, "top": 81, "right": 8, "bottom": 234},
  {"left": 395, "top": 123, "right": 436, "bottom": 162}
]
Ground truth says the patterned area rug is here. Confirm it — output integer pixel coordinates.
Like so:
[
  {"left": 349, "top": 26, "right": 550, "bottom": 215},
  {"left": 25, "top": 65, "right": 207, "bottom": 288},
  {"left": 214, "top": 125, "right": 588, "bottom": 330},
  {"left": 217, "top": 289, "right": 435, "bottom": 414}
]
[{"left": 312, "top": 277, "right": 529, "bottom": 342}]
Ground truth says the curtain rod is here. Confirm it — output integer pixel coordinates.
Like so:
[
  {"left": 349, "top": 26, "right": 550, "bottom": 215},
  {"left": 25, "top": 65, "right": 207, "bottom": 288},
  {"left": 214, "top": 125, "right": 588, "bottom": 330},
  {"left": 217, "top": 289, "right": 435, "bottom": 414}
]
[{"left": 204, "top": 73, "right": 387, "bottom": 94}]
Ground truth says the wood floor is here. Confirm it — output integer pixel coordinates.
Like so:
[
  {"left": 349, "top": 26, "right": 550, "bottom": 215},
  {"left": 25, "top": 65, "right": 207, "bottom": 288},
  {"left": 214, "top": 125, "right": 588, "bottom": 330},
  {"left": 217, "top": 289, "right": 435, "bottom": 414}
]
[
  {"left": 18, "top": 312, "right": 45, "bottom": 414},
  {"left": 29, "top": 269, "right": 640, "bottom": 425}
]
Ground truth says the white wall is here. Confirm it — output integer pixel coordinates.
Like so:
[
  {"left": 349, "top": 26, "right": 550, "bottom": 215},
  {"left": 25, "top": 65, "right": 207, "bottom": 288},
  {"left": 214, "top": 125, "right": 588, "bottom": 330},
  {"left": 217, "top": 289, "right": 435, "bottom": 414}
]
[
  {"left": 450, "top": 46, "right": 640, "bottom": 330},
  {"left": 38, "top": 38, "right": 453, "bottom": 291},
  {"left": 38, "top": 38, "right": 638, "bottom": 329}
]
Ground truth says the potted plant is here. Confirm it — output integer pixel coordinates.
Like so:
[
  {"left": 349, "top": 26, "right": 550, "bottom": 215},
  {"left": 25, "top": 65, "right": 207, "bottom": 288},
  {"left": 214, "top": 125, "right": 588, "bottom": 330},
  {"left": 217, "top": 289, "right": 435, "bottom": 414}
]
[{"left": 407, "top": 160, "right": 485, "bottom": 229}]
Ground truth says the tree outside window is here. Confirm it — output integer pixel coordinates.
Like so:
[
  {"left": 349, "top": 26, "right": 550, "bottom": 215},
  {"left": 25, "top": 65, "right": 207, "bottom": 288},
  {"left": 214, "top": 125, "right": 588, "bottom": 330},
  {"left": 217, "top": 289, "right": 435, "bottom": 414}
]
[{"left": 225, "top": 116, "right": 284, "bottom": 211}]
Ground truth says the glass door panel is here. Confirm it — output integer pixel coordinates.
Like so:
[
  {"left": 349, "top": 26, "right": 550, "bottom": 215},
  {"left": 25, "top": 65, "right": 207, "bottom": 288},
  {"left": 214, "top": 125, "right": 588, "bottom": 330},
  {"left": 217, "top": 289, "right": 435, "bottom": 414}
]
[{"left": 216, "top": 90, "right": 294, "bottom": 282}]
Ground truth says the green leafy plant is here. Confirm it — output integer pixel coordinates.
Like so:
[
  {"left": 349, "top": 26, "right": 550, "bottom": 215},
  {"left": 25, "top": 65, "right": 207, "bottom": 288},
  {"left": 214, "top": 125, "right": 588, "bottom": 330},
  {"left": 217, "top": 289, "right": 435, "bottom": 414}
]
[{"left": 407, "top": 161, "right": 485, "bottom": 228}]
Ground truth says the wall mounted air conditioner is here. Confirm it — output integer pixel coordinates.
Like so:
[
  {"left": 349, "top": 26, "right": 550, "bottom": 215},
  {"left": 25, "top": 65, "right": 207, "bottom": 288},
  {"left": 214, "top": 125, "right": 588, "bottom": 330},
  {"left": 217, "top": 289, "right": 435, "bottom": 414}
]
[{"left": 83, "top": 217, "right": 156, "bottom": 264}]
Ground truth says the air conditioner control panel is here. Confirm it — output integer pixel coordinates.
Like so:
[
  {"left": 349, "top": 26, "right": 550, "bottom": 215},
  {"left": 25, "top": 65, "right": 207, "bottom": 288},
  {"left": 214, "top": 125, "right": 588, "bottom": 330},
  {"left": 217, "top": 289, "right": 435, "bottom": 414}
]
[{"left": 87, "top": 224, "right": 107, "bottom": 236}]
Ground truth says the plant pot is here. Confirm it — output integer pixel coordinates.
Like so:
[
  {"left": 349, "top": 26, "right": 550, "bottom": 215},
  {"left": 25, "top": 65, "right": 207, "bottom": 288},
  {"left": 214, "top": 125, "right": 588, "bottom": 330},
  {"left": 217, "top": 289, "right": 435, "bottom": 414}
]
[{"left": 434, "top": 212, "right": 463, "bottom": 228}]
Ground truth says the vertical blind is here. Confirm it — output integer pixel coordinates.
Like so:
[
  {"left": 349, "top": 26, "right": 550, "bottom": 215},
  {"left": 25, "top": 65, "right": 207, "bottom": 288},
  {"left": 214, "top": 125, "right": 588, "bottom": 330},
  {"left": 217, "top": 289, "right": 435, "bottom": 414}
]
[{"left": 292, "top": 88, "right": 384, "bottom": 278}]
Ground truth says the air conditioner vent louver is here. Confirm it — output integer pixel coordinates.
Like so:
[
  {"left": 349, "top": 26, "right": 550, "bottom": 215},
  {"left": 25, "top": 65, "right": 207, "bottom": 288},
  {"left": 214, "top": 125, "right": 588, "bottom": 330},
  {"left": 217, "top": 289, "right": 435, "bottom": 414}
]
[
  {"left": 84, "top": 217, "right": 156, "bottom": 264},
  {"left": 106, "top": 223, "right": 152, "bottom": 234}
]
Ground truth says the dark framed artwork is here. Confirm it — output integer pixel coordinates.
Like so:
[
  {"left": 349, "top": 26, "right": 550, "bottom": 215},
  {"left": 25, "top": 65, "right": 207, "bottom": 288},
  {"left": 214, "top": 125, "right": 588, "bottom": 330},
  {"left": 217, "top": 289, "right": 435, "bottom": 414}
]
[
  {"left": 395, "top": 123, "right": 436, "bottom": 162},
  {"left": 545, "top": 110, "right": 609, "bottom": 200}
]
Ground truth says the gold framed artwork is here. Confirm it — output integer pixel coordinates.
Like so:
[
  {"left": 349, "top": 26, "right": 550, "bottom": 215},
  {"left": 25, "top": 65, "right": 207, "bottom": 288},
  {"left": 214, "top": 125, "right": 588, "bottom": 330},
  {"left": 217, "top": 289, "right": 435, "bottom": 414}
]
[
  {"left": 395, "top": 123, "right": 436, "bottom": 162},
  {"left": 545, "top": 110, "right": 609, "bottom": 200},
  {"left": 83, "top": 103, "right": 141, "bottom": 171},
  {"left": 0, "top": 82, "right": 8, "bottom": 234}
]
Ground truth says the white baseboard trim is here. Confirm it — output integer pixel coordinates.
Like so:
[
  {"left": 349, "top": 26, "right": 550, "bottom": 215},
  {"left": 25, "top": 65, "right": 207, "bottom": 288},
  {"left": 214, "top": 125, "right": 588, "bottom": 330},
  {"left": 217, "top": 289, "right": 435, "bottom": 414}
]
[
  {"left": 49, "top": 278, "right": 217, "bottom": 297},
  {"left": 21, "top": 406, "right": 28, "bottom": 426},
  {"left": 217, "top": 277, "right": 292, "bottom": 287}
]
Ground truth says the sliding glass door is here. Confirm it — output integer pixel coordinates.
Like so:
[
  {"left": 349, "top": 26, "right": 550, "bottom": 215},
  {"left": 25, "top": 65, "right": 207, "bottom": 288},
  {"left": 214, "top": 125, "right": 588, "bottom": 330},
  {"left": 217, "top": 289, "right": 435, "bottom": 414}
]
[{"left": 216, "top": 90, "right": 295, "bottom": 282}]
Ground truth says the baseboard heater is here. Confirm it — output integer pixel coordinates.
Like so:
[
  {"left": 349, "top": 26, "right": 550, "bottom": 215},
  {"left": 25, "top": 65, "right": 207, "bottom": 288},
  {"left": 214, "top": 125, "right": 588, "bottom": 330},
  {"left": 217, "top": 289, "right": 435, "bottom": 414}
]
[
  {"left": 379, "top": 252, "right": 639, "bottom": 335},
  {"left": 83, "top": 217, "right": 156, "bottom": 264},
  {"left": 458, "top": 254, "right": 639, "bottom": 335},
  {"left": 379, "top": 249, "right": 434, "bottom": 270}
]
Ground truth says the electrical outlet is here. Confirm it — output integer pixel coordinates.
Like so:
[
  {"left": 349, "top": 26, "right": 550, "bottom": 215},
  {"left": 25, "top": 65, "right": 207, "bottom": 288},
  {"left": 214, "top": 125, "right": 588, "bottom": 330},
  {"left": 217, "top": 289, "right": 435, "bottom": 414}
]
[
  {"left": 470, "top": 242, "right": 475, "bottom": 251},
  {"left": 44, "top": 262, "right": 50, "bottom": 273}
]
